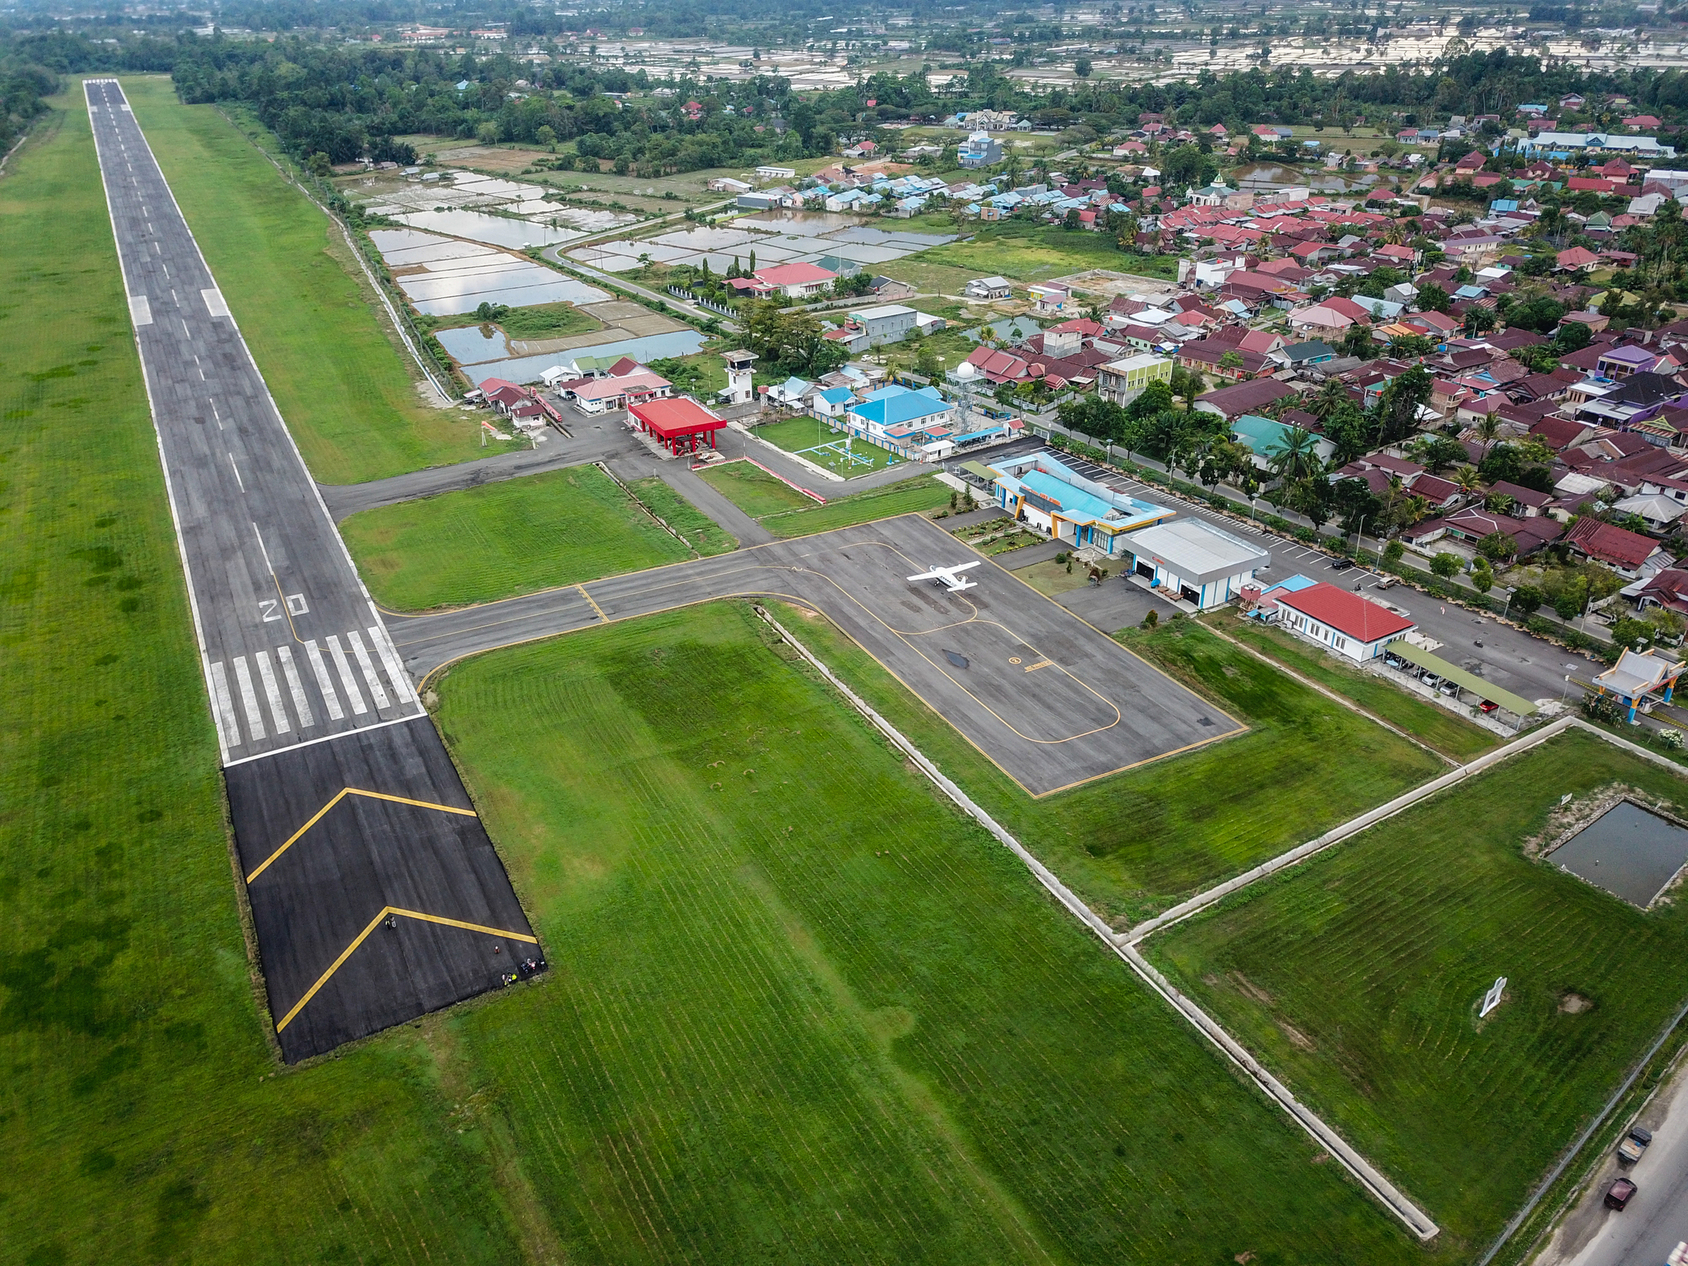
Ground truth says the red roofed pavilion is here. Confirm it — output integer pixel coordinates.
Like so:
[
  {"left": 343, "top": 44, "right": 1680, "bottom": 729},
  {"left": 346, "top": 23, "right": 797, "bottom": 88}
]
[{"left": 629, "top": 396, "right": 727, "bottom": 455}]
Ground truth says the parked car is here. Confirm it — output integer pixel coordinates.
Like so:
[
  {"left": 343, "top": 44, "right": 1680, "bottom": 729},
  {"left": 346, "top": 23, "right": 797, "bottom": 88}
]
[
  {"left": 1330, "top": 557, "right": 1355, "bottom": 572},
  {"left": 1618, "top": 1126, "right": 1653, "bottom": 1164},
  {"left": 1374, "top": 575, "right": 1399, "bottom": 589},
  {"left": 1604, "top": 1176, "right": 1637, "bottom": 1210}
]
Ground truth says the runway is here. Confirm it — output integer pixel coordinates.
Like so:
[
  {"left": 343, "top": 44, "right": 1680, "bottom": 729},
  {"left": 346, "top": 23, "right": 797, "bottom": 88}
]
[
  {"left": 392, "top": 514, "right": 1242, "bottom": 797},
  {"left": 87, "top": 79, "right": 537, "bottom": 1060}
]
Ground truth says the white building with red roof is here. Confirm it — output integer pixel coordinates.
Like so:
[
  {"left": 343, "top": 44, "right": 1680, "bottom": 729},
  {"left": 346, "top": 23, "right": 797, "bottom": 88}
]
[{"left": 1274, "top": 581, "right": 1415, "bottom": 662}]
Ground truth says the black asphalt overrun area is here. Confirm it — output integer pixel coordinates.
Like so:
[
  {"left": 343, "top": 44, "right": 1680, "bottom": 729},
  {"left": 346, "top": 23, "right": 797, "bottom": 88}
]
[{"left": 228, "top": 718, "right": 537, "bottom": 1064}]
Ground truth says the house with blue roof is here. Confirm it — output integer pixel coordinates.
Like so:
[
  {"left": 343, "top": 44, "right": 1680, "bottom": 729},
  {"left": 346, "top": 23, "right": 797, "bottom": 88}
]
[
  {"left": 812, "top": 385, "right": 856, "bottom": 421},
  {"left": 1231, "top": 415, "right": 1336, "bottom": 471},
  {"left": 986, "top": 453, "right": 1174, "bottom": 558},
  {"left": 841, "top": 385, "right": 956, "bottom": 457}
]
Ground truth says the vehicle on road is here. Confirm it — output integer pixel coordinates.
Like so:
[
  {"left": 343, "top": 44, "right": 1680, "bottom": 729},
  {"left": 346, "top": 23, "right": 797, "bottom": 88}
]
[
  {"left": 1618, "top": 1125, "right": 1653, "bottom": 1164},
  {"left": 1330, "top": 557, "right": 1355, "bottom": 572},
  {"left": 1604, "top": 1176, "right": 1637, "bottom": 1210},
  {"left": 1374, "top": 575, "right": 1399, "bottom": 589}
]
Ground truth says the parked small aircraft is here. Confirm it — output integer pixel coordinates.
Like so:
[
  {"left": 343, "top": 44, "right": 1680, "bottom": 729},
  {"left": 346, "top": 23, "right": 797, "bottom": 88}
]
[{"left": 907, "top": 561, "right": 982, "bottom": 593}]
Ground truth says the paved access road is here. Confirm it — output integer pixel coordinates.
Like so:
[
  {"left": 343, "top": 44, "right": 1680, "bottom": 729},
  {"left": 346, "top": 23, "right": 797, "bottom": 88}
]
[
  {"left": 86, "top": 78, "right": 422, "bottom": 763},
  {"left": 392, "top": 513, "right": 1239, "bottom": 797},
  {"left": 1536, "top": 1061, "right": 1688, "bottom": 1266},
  {"left": 88, "top": 79, "right": 537, "bottom": 1061}
]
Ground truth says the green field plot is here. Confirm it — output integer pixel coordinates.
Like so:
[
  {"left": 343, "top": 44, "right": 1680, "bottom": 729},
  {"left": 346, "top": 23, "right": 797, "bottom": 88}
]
[
  {"left": 780, "top": 615, "right": 1445, "bottom": 924},
  {"left": 751, "top": 416, "right": 903, "bottom": 475},
  {"left": 696, "top": 460, "right": 815, "bottom": 517},
  {"left": 0, "top": 93, "right": 522, "bottom": 1264},
  {"left": 908, "top": 222, "right": 1168, "bottom": 284},
  {"left": 1010, "top": 556, "right": 1097, "bottom": 597},
  {"left": 343, "top": 465, "right": 694, "bottom": 610},
  {"left": 433, "top": 601, "right": 1428, "bottom": 1265},
  {"left": 628, "top": 476, "right": 738, "bottom": 556},
  {"left": 695, "top": 464, "right": 955, "bottom": 536},
  {"left": 1212, "top": 612, "right": 1500, "bottom": 762},
  {"left": 121, "top": 78, "right": 521, "bottom": 483},
  {"left": 429, "top": 300, "right": 604, "bottom": 342},
  {"left": 1148, "top": 730, "right": 1688, "bottom": 1249}
]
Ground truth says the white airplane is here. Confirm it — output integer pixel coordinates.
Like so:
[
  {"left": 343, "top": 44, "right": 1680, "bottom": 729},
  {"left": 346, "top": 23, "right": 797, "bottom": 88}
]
[{"left": 908, "top": 561, "right": 982, "bottom": 593}]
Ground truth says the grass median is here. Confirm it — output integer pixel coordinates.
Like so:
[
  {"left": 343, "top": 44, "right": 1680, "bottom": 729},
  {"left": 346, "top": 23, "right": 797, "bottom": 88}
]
[
  {"left": 121, "top": 76, "right": 519, "bottom": 483},
  {"left": 433, "top": 599, "right": 1429, "bottom": 1265},
  {"left": 1147, "top": 729, "right": 1688, "bottom": 1251},
  {"left": 697, "top": 463, "right": 955, "bottom": 537},
  {"left": 0, "top": 91, "right": 522, "bottom": 1264},
  {"left": 750, "top": 415, "right": 903, "bottom": 476},
  {"left": 343, "top": 464, "right": 695, "bottom": 610},
  {"left": 774, "top": 611, "right": 1446, "bottom": 924}
]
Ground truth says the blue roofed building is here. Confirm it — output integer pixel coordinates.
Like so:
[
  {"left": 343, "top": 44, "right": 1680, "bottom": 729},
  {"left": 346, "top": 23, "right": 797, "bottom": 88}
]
[
  {"left": 1231, "top": 414, "right": 1336, "bottom": 471},
  {"left": 843, "top": 385, "right": 957, "bottom": 458},
  {"left": 986, "top": 453, "right": 1174, "bottom": 558},
  {"left": 812, "top": 385, "right": 856, "bottom": 421}
]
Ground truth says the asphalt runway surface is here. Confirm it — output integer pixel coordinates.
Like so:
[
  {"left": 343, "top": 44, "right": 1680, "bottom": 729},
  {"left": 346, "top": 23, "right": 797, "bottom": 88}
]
[
  {"left": 227, "top": 718, "right": 538, "bottom": 1063},
  {"left": 392, "top": 513, "right": 1242, "bottom": 796},
  {"left": 88, "top": 80, "right": 537, "bottom": 1059}
]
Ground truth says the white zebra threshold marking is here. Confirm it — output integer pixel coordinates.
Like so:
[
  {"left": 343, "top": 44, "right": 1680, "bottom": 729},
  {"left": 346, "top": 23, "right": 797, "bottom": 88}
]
[
  {"left": 303, "top": 640, "right": 344, "bottom": 721},
  {"left": 231, "top": 656, "right": 267, "bottom": 742},
  {"left": 346, "top": 631, "right": 392, "bottom": 710},
  {"left": 275, "top": 645, "right": 314, "bottom": 728},
  {"left": 324, "top": 634, "right": 368, "bottom": 715},
  {"left": 368, "top": 626, "right": 417, "bottom": 705},
  {"left": 253, "top": 650, "right": 292, "bottom": 736},
  {"left": 208, "top": 659, "right": 243, "bottom": 748}
]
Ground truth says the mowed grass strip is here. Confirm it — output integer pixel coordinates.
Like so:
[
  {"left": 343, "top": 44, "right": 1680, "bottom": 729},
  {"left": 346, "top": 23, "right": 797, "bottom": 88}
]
[
  {"left": 696, "top": 460, "right": 814, "bottom": 517},
  {"left": 698, "top": 462, "right": 957, "bottom": 537},
  {"left": 435, "top": 600, "right": 1427, "bottom": 1265},
  {"left": 628, "top": 475, "right": 737, "bottom": 556},
  {"left": 1211, "top": 611, "right": 1500, "bottom": 762},
  {"left": 1148, "top": 730, "right": 1688, "bottom": 1249},
  {"left": 121, "top": 77, "right": 515, "bottom": 484},
  {"left": 777, "top": 612, "right": 1445, "bottom": 923},
  {"left": 0, "top": 92, "right": 522, "bottom": 1264},
  {"left": 343, "top": 465, "right": 693, "bottom": 610}
]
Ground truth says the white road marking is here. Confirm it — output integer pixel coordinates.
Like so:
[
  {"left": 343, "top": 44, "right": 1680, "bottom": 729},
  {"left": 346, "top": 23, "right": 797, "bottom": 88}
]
[
  {"left": 367, "top": 625, "right": 416, "bottom": 704},
  {"left": 254, "top": 650, "right": 291, "bottom": 735},
  {"left": 208, "top": 660, "right": 243, "bottom": 748},
  {"left": 232, "top": 655, "right": 267, "bottom": 741},
  {"left": 325, "top": 635, "right": 367, "bottom": 715},
  {"left": 202, "top": 287, "right": 229, "bottom": 317},
  {"left": 303, "top": 640, "right": 344, "bottom": 720},
  {"left": 276, "top": 645, "right": 314, "bottom": 728},
  {"left": 347, "top": 631, "right": 391, "bottom": 710},
  {"left": 228, "top": 452, "right": 243, "bottom": 491},
  {"left": 128, "top": 294, "right": 151, "bottom": 326}
]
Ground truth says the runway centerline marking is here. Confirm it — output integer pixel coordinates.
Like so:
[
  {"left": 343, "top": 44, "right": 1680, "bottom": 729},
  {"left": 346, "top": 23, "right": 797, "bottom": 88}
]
[
  {"left": 274, "top": 905, "right": 537, "bottom": 1033},
  {"left": 245, "top": 787, "right": 479, "bottom": 883}
]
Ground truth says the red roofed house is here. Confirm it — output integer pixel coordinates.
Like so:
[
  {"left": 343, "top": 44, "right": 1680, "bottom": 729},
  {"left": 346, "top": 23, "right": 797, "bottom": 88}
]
[
  {"left": 629, "top": 396, "right": 728, "bottom": 455},
  {"left": 1274, "top": 581, "right": 1416, "bottom": 662},
  {"left": 1556, "top": 246, "right": 1600, "bottom": 271},
  {"left": 1566, "top": 514, "right": 1670, "bottom": 578},
  {"left": 1455, "top": 150, "right": 1487, "bottom": 174},
  {"left": 753, "top": 261, "right": 838, "bottom": 298},
  {"left": 1622, "top": 115, "right": 1662, "bottom": 130}
]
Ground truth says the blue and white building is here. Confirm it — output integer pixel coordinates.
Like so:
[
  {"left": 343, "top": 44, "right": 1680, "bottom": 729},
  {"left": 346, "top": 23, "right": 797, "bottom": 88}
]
[{"left": 988, "top": 453, "right": 1174, "bottom": 558}]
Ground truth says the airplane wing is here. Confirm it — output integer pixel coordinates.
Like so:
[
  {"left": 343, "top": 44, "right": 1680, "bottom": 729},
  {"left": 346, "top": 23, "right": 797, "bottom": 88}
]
[{"left": 907, "top": 568, "right": 946, "bottom": 583}]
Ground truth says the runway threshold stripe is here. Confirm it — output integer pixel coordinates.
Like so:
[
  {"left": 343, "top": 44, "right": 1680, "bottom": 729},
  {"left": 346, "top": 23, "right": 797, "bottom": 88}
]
[
  {"left": 276, "top": 645, "right": 314, "bottom": 728},
  {"left": 324, "top": 635, "right": 367, "bottom": 715},
  {"left": 347, "top": 631, "right": 392, "bottom": 711},
  {"left": 246, "top": 787, "right": 480, "bottom": 884},
  {"left": 232, "top": 656, "right": 267, "bottom": 741},
  {"left": 254, "top": 651, "right": 291, "bottom": 735},
  {"left": 368, "top": 626, "right": 417, "bottom": 704},
  {"left": 208, "top": 660, "right": 243, "bottom": 748},
  {"left": 275, "top": 905, "right": 538, "bottom": 1033}
]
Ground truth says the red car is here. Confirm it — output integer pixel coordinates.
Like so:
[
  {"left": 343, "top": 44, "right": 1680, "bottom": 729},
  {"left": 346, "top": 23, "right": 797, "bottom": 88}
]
[{"left": 1605, "top": 1177, "right": 1637, "bottom": 1210}]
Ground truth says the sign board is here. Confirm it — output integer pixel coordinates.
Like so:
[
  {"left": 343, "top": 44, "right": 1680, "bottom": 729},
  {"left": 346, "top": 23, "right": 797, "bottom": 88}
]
[{"left": 1480, "top": 976, "right": 1508, "bottom": 1018}]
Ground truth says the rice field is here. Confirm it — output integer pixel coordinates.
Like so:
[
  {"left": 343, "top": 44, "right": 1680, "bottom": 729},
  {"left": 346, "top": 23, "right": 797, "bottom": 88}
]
[
  {"left": 434, "top": 600, "right": 1432, "bottom": 1265},
  {"left": 1147, "top": 729, "right": 1688, "bottom": 1251}
]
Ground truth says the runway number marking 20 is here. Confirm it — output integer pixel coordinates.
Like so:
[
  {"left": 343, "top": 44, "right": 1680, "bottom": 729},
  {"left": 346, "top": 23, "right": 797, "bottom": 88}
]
[
  {"left": 260, "top": 599, "right": 283, "bottom": 623},
  {"left": 286, "top": 594, "right": 309, "bottom": 615}
]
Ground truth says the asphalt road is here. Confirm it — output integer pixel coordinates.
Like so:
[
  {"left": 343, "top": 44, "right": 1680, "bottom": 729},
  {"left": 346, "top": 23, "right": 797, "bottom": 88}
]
[
  {"left": 1536, "top": 1058, "right": 1688, "bottom": 1266},
  {"left": 89, "top": 79, "right": 537, "bottom": 1059},
  {"left": 392, "top": 513, "right": 1240, "bottom": 797},
  {"left": 975, "top": 441, "right": 1600, "bottom": 709}
]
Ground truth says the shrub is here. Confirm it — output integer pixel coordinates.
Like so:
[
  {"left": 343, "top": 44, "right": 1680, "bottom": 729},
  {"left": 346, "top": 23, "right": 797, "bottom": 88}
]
[
  {"left": 1581, "top": 692, "right": 1628, "bottom": 725},
  {"left": 1141, "top": 609, "right": 1159, "bottom": 629},
  {"left": 1382, "top": 540, "right": 1405, "bottom": 567},
  {"left": 1659, "top": 729, "right": 1684, "bottom": 751}
]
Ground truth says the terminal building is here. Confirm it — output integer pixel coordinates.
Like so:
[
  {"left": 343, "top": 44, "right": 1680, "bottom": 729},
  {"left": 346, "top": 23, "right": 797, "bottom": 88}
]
[
  {"left": 1116, "top": 517, "right": 1271, "bottom": 611},
  {"left": 988, "top": 453, "right": 1174, "bottom": 558}
]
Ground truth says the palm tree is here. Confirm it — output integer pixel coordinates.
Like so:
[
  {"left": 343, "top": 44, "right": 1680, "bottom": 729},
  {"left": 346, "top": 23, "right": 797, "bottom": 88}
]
[
  {"left": 1265, "top": 426, "right": 1322, "bottom": 484},
  {"left": 1452, "top": 464, "right": 1483, "bottom": 495},
  {"left": 1471, "top": 413, "right": 1502, "bottom": 459}
]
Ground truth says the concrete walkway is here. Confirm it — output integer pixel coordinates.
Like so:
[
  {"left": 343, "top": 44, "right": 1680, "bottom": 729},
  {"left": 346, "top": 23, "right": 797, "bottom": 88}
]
[{"left": 607, "top": 453, "right": 773, "bottom": 547}]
